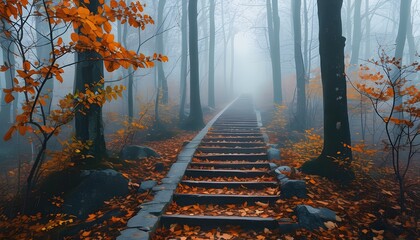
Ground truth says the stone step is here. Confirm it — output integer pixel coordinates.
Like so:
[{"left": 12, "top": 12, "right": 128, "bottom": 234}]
[
  {"left": 184, "top": 169, "right": 269, "bottom": 178},
  {"left": 209, "top": 129, "right": 261, "bottom": 134},
  {"left": 196, "top": 147, "right": 266, "bottom": 154},
  {"left": 173, "top": 193, "right": 279, "bottom": 206},
  {"left": 189, "top": 162, "right": 270, "bottom": 169},
  {"left": 206, "top": 132, "right": 263, "bottom": 137},
  {"left": 202, "top": 137, "right": 265, "bottom": 142},
  {"left": 160, "top": 215, "right": 282, "bottom": 230},
  {"left": 180, "top": 180, "right": 278, "bottom": 189},
  {"left": 194, "top": 153, "right": 268, "bottom": 161},
  {"left": 199, "top": 142, "right": 266, "bottom": 148}
]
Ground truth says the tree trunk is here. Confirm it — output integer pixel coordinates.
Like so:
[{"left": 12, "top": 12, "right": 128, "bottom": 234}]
[
  {"left": 74, "top": 0, "right": 107, "bottom": 163},
  {"left": 35, "top": 2, "right": 54, "bottom": 115},
  {"left": 303, "top": 0, "right": 309, "bottom": 73},
  {"left": 186, "top": 0, "right": 204, "bottom": 129},
  {"left": 157, "top": 0, "right": 168, "bottom": 104},
  {"left": 230, "top": 34, "right": 235, "bottom": 95},
  {"left": 393, "top": 0, "right": 411, "bottom": 111},
  {"left": 199, "top": 0, "right": 209, "bottom": 86},
  {"left": 301, "top": 0, "right": 354, "bottom": 183},
  {"left": 208, "top": 0, "right": 215, "bottom": 108},
  {"left": 221, "top": 1, "right": 227, "bottom": 91},
  {"left": 292, "top": 0, "right": 306, "bottom": 131},
  {"left": 350, "top": 0, "right": 361, "bottom": 66},
  {"left": 0, "top": 20, "right": 15, "bottom": 134},
  {"left": 267, "top": 0, "right": 282, "bottom": 104},
  {"left": 179, "top": 0, "right": 188, "bottom": 122},
  {"left": 345, "top": 0, "right": 352, "bottom": 54},
  {"left": 406, "top": 2, "right": 415, "bottom": 64},
  {"left": 364, "top": 0, "right": 371, "bottom": 60}
]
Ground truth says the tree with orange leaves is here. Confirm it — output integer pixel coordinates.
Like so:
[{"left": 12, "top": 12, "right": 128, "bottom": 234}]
[
  {"left": 0, "top": 0, "right": 167, "bottom": 202},
  {"left": 355, "top": 51, "right": 420, "bottom": 211}
]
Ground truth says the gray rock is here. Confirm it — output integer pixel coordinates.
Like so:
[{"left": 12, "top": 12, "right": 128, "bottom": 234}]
[
  {"left": 269, "top": 163, "right": 278, "bottom": 171},
  {"left": 276, "top": 173, "right": 288, "bottom": 182},
  {"left": 275, "top": 166, "right": 292, "bottom": 174},
  {"left": 127, "top": 212, "right": 159, "bottom": 230},
  {"left": 117, "top": 228, "right": 149, "bottom": 240},
  {"left": 138, "top": 180, "right": 157, "bottom": 193},
  {"left": 64, "top": 169, "right": 129, "bottom": 218},
  {"left": 281, "top": 179, "right": 307, "bottom": 198},
  {"left": 140, "top": 202, "right": 167, "bottom": 215},
  {"left": 120, "top": 145, "right": 160, "bottom": 160},
  {"left": 267, "top": 147, "right": 280, "bottom": 160},
  {"left": 295, "top": 205, "right": 337, "bottom": 230}
]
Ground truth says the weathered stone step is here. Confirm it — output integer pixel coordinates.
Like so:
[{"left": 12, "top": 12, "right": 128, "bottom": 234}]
[
  {"left": 216, "top": 120, "right": 258, "bottom": 123},
  {"left": 213, "top": 124, "right": 259, "bottom": 128},
  {"left": 180, "top": 180, "right": 278, "bottom": 189},
  {"left": 194, "top": 153, "right": 268, "bottom": 161},
  {"left": 202, "top": 137, "right": 265, "bottom": 142},
  {"left": 209, "top": 129, "right": 261, "bottom": 134},
  {"left": 189, "top": 162, "right": 269, "bottom": 169},
  {"left": 197, "top": 147, "right": 266, "bottom": 154},
  {"left": 199, "top": 142, "right": 266, "bottom": 148},
  {"left": 173, "top": 194, "right": 279, "bottom": 206},
  {"left": 184, "top": 169, "right": 269, "bottom": 178},
  {"left": 206, "top": 132, "right": 262, "bottom": 137},
  {"left": 160, "top": 215, "right": 280, "bottom": 230}
]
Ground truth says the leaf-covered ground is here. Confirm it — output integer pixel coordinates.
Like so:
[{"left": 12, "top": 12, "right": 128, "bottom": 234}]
[{"left": 0, "top": 129, "right": 196, "bottom": 240}]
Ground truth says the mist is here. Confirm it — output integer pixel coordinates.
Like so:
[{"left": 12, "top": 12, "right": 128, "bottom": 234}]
[{"left": 0, "top": 0, "right": 419, "bottom": 238}]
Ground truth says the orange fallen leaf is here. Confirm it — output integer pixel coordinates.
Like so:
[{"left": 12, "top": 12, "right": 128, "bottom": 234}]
[{"left": 255, "top": 201, "right": 269, "bottom": 209}]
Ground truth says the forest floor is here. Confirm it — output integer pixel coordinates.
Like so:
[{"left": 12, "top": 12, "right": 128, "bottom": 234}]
[
  {"left": 0, "top": 109, "right": 214, "bottom": 239},
  {"left": 0, "top": 106, "right": 418, "bottom": 240}
]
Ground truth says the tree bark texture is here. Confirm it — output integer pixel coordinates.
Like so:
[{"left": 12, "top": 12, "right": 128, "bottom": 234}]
[
  {"left": 186, "top": 0, "right": 204, "bottom": 129},
  {"left": 292, "top": 0, "right": 306, "bottom": 131},
  {"left": 301, "top": 0, "right": 354, "bottom": 183},
  {"left": 74, "top": 0, "right": 107, "bottom": 163}
]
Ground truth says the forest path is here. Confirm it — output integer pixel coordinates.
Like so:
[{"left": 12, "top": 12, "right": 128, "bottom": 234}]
[{"left": 149, "top": 96, "right": 297, "bottom": 238}]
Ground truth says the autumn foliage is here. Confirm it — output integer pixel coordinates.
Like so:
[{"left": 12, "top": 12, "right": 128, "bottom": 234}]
[{"left": 354, "top": 51, "right": 420, "bottom": 211}]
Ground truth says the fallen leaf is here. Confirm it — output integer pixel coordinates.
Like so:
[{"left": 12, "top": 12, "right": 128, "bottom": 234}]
[
  {"left": 324, "top": 221, "right": 337, "bottom": 230},
  {"left": 255, "top": 201, "right": 269, "bottom": 209}
]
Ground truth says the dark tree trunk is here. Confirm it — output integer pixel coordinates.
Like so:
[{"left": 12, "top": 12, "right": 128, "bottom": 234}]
[
  {"left": 186, "top": 0, "right": 204, "bottom": 130},
  {"left": 301, "top": 0, "right": 354, "bottom": 183},
  {"left": 157, "top": 0, "right": 168, "bottom": 105},
  {"left": 292, "top": 0, "right": 306, "bottom": 131},
  {"left": 208, "top": 0, "right": 215, "bottom": 108},
  {"left": 74, "top": 0, "right": 107, "bottom": 163},
  {"left": 266, "top": 0, "right": 282, "bottom": 104},
  {"left": 179, "top": 0, "right": 188, "bottom": 122},
  {"left": 350, "top": 0, "right": 361, "bottom": 66}
]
